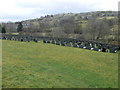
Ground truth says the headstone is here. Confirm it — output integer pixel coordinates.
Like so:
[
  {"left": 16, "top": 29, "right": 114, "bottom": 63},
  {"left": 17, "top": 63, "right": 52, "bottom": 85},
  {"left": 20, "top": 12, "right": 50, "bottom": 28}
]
[
  {"left": 47, "top": 40, "right": 50, "bottom": 43},
  {"left": 101, "top": 47, "right": 106, "bottom": 52},
  {"left": 52, "top": 40, "right": 55, "bottom": 44},
  {"left": 93, "top": 48, "right": 99, "bottom": 51},
  {"left": 85, "top": 46, "right": 91, "bottom": 50},
  {"left": 79, "top": 45, "right": 84, "bottom": 48},
  {"left": 20, "top": 38, "right": 23, "bottom": 42},
  {"left": 109, "top": 48, "right": 117, "bottom": 53},
  {"left": 43, "top": 40, "right": 46, "bottom": 43},
  {"left": 73, "top": 43, "right": 78, "bottom": 48}
]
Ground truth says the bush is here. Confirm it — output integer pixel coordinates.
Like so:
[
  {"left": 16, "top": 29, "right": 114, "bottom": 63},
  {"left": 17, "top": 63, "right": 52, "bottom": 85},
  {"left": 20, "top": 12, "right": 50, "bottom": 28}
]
[{"left": 2, "top": 27, "right": 6, "bottom": 34}]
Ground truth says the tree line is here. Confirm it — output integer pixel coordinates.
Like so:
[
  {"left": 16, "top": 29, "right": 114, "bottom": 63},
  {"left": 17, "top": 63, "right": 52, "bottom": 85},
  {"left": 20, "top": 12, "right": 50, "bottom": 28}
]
[{"left": 0, "top": 15, "right": 118, "bottom": 44}]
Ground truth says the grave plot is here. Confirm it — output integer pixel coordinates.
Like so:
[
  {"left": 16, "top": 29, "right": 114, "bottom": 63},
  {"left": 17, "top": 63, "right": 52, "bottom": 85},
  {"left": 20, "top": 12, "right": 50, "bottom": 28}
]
[{"left": 1, "top": 35, "right": 120, "bottom": 53}]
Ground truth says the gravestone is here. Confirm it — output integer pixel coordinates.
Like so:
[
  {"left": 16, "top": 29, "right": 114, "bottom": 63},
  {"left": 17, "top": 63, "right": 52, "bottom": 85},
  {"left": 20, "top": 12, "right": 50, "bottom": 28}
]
[
  {"left": 101, "top": 47, "right": 106, "bottom": 52},
  {"left": 109, "top": 48, "right": 117, "bottom": 53},
  {"left": 79, "top": 45, "right": 84, "bottom": 48},
  {"left": 85, "top": 46, "right": 91, "bottom": 50},
  {"left": 52, "top": 40, "right": 55, "bottom": 44},
  {"left": 72, "top": 43, "right": 78, "bottom": 48},
  {"left": 20, "top": 38, "right": 23, "bottom": 42},
  {"left": 43, "top": 40, "right": 46, "bottom": 43},
  {"left": 93, "top": 48, "right": 99, "bottom": 51}
]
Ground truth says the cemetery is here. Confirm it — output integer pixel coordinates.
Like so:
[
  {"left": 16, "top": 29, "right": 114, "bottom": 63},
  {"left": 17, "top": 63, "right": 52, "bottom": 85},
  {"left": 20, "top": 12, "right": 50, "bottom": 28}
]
[
  {"left": 1, "top": 11, "right": 119, "bottom": 88},
  {"left": 2, "top": 39, "right": 118, "bottom": 88},
  {"left": 1, "top": 34, "right": 120, "bottom": 53}
]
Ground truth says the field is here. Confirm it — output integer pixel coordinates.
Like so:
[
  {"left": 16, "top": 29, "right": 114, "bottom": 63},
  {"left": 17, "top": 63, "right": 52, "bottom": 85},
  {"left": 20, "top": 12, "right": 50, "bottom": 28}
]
[{"left": 2, "top": 40, "right": 118, "bottom": 88}]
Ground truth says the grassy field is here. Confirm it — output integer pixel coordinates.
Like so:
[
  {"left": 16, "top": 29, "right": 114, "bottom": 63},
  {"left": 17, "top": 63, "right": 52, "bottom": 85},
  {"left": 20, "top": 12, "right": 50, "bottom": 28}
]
[
  {"left": 2, "top": 40, "right": 118, "bottom": 88},
  {"left": 0, "top": 40, "right": 2, "bottom": 89}
]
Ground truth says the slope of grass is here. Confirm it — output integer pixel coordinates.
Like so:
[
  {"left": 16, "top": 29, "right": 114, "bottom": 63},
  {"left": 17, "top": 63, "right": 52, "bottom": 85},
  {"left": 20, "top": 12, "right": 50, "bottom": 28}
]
[
  {"left": 0, "top": 40, "right": 2, "bottom": 89},
  {"left": 2, "top": 40, "right": 118, "bottom": 88},
  {"left": 97, "top": 17, "right": 116, "bottom": 20}
]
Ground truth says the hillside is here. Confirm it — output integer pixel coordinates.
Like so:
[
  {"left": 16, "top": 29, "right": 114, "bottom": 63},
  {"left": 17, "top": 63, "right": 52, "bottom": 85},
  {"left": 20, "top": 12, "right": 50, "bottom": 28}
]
[
  {"left": 0, "top": 11, "right": 119, "bottom": 44},
  {"left": 2, "top": 40, "right": 118, "bottom": 88},
  {"left": 1, "top": 11, "right": 118, "bottom": 33}
]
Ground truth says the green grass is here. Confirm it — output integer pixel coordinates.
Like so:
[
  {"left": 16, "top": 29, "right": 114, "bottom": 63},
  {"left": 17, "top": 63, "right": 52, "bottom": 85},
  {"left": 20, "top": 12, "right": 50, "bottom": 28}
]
[
  {"left": 97, "top": 17, "right": 116, "bottom": 20},
  {"left": 0, "top": 40, "right": 2, "bottom": 89},
  {"left": 2, "top": 40, "right": 118, "bottom": 88}
]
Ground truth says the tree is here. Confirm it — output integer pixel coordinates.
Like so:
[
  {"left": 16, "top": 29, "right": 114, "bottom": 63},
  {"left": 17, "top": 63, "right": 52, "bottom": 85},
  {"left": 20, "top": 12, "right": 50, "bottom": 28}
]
[
  {"left": 86, "top": 18, "right": 110, "bottom": 42},
  {"left": 0, "top": 25, "right": 2, "bottom": 33},
  {"left": 17, "top": 22, "right": 23, "bottom": 32},
  {"left": 87, "top": 18, "right": 98, "bottom": 40},
  {"left": 38, "top": 21, "right": 46, "bottom": 33},
  {"left": 96, "top": 19, "right": 110, "bottom": 41},
  {"left": 59, "top": 16, "right": 75, "bottom": 34},
  {"left": 74, "top": 23, "right": 82, "bottom": 34},
  {"left": 2, "top": 27, "right": 6, "bottom": 34},
  {"left": 5, "top": 22, "right": 16, "bottom": 33}
]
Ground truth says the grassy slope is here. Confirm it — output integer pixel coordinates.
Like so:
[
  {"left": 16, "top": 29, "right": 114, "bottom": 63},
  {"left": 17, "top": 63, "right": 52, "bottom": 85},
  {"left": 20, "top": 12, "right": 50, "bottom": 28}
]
[
  {"left": 2, "top": 40, "right": 118, "bottom": 88},
  {"left": 0, "top": 40, "right": 2, "bottom": 89}
]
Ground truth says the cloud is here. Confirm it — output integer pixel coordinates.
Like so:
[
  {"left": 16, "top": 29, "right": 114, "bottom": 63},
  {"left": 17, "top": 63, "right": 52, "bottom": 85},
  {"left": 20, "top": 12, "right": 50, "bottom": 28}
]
[{"left": 0, "top": 0, "right": 119, "bottom": 22}]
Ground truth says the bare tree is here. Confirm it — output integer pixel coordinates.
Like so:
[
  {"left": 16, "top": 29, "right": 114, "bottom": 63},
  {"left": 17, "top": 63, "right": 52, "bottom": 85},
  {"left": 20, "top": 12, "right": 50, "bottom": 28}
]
[
  {"left": 38, "top": 21, "right": 46, "bottom": 33},
  {"left": 85, "top": 18, "right": 110, "bottom": 42},
  {"left": 96, "top": 19, "right": 110, "bottom": 40},
  {"left": 74, "top": 22, "right": 82, "bottom": 34},
  {"left": 59, "top": 16, "right": 75, "bottom": 34},
  {"left": 87, "top": 18, "right": 98, "bottom": 40}
]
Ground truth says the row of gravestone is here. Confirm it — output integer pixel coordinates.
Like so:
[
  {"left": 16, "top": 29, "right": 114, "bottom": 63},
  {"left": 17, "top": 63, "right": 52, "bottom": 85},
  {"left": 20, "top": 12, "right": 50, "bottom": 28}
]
[
  {"left": 1, "top": 36, "right": 38, "bottom": 43},
  {"left": 1, "top": 35, "right": 120, "bottom": 53},
  {"left": 43, "top": 38, "right": 120, "bottom": 53}
]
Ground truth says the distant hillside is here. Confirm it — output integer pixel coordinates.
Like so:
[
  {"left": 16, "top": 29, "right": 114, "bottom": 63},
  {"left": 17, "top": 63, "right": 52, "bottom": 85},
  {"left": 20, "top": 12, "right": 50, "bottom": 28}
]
[
  {"left": 20, "top": 11, "right": 117, "bottom": 23},
  {"left": 0, "top": 11, "right": 119, "bottom": 43}
]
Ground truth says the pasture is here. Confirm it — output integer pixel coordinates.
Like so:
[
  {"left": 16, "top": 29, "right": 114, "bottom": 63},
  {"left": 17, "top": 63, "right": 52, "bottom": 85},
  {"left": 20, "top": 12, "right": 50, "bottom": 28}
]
[{"left": 2, "top": 40, "right": 118, "bottom": 88}]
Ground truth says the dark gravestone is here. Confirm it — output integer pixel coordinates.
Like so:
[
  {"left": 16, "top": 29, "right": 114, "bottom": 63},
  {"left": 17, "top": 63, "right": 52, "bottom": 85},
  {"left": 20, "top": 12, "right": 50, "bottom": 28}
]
[
  {"left": 52, "top": 40, "right": 55, "bottom": 44},
  {"left": 56, "top": 42, "right": 60, "bottom": 45},
  {"left": 61, "top": 42, "right": 66, "bottom": 46},
  {"left": 66, "top": 42, "right": 71, "bottom": 47},
  {"left": 11, "top": 37, "right": 15, "bottom": 40},
  {"left": 2, "top": 37, "right": 6, "bottom": 40},
  {"left": 101, "top": 47, "right": 106, "bottom": 52},
  {"left": 20, "top": 38, "right": 23, "bottom": 42},
  {"left": 85, "top": 46, "right": 91, "bottom": 50},
  {"left": 34, "top": 39, "right": 38, "bottom": 43},
  {"left": 78, "top": 42, "right": 82, "bottom": 45},
  {"left": 73, "top": 43, "right": 78, "bottom": 48},
  {"left": 27, "top": 39, "right": 30, "bottom": 42},
  {"left": 79, "top": 45, "right": 84, "bottom": 48},
  {"left": 115, "top": 47, "right": 119, "bottom": 51},
  {"left": 43, "top": 40, "right": 46, "bottom": 43},
  {"left": 109, "top": 48, "right": 117, "bottom": 53},
  {"left": 93, "top": 48, "right": 99, "bottom": 51},
  {"left": 118, "top": 46, "right": 120, "bottom": 50},
  {"left": 47, "top": 40, "right": 50, "bottom": 43}
]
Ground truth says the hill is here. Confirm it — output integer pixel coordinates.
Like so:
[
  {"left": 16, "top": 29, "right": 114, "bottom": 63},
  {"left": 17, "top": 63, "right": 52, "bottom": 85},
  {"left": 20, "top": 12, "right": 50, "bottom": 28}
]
[
  {"left": 2, "top": 40, "right": 118, "bottom": 88},
  {"left": 0, "top": 11, "right": 119, "bottom": 44},
  {"left": 1, "top": 11, "right": 118, "bottom": 33}
]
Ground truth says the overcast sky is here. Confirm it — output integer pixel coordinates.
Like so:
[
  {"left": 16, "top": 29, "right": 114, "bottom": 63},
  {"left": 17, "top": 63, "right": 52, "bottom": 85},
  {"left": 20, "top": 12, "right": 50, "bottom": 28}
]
[{"left": 0, "top": 0, "right": 119, "bottom": 22}]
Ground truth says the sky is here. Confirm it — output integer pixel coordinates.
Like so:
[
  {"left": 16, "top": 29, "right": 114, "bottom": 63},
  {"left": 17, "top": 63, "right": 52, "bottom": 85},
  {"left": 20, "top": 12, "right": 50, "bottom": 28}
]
[{"left": 0, "top": 0, "right": 119, "bottom": 22}]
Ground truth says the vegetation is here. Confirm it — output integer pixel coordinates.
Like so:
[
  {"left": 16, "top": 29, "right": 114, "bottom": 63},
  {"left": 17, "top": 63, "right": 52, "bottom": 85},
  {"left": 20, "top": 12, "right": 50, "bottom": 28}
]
[
  {"left": 0, "top": 11, "right": 118, "bottom": 44},
  {"left": 1, "top": 27, "right": 6, "bottom": 34},
  {"left": 2, "top": 40, "right": 118, "bottom": 88},
  {"left": 0, "top": 40, "right": 2, "bottom": 89},
  {"left": 17, "top": 22, "right": 23, "bottom": 32},
  {"left": 0, "top": 25, "right": 2, "bottom": 33}
]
